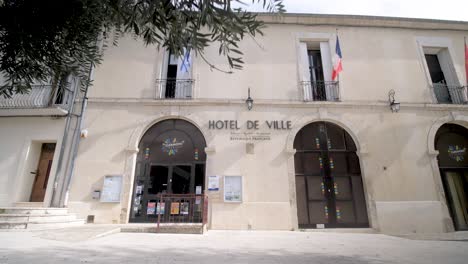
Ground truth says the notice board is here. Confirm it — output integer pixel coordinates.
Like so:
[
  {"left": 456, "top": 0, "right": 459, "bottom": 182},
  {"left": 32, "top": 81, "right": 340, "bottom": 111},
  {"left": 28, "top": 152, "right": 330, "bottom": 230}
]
[
  {"left": 224, "top": 176, "right": 242, "bottom": 202},
  {"left": 100, "top": 175, "right": 123, "bottom": 203}
]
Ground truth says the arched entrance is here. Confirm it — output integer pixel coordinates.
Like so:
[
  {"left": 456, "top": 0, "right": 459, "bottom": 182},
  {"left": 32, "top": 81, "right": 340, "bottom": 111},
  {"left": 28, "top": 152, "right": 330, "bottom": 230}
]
[
  {"left": 294, "top": 121, "right": 368, "bottom": 228},
  {"left": 129, "top": 119, "right": 207, "bottom": 223},
  {"left": 435, "top": 124, "right": 468, "bottom": 230}
]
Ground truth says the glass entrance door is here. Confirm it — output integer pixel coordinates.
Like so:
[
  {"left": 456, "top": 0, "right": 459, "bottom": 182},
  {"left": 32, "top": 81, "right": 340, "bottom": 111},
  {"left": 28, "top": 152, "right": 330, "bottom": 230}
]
[
  {"left": 130, "top": 119, "right": 207, "bottom": 223},
  {"left": 130, "top": 164, "right": 207, "bottom": 222},
  {"left": 147, "top": 165, "right": 194, "bottom": 195},
  {"left": 441, "top": 169, "right": 468, "bottom": 230},
  {"left": 170, "top": 165, "right": 192, "bottom": 194}
]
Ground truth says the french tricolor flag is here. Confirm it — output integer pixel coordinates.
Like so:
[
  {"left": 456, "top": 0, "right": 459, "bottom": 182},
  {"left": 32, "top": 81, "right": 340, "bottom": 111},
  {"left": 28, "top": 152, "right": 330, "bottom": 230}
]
[{"left": 332, "top": 36, "right": 343, "bottom": 81}]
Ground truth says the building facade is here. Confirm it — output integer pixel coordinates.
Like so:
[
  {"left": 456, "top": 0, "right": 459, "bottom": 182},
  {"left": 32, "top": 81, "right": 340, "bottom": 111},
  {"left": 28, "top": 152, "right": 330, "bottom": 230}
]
[
  {"left": 2, "top": 14, "right": 468, "bottom": 234},
  {"left": 0, "top": 76, "right": 83, "bottom": 209}
]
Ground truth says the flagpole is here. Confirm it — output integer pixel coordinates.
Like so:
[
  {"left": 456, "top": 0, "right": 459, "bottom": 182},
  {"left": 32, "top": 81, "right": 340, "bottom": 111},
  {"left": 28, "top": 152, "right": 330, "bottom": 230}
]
[{"left": 464, "top": 36, "right": 467, "bottom": 102}]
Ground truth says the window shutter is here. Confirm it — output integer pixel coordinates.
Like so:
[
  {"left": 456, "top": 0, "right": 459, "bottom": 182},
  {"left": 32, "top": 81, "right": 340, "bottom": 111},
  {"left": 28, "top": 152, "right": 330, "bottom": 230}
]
[
  {"left": 298, "top": 42, "right": 311, "bottom": 100},
  {"left": 320, "top": 42, "right": 333, "bottom": 101}
]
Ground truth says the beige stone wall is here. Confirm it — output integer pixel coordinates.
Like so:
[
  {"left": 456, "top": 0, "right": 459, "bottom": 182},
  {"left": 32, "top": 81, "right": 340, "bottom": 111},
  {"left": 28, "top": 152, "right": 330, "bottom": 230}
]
[
  {"left": 0, "top": 117, "right": 65, "bottom": 207},
  {"left": 68, "top": 16, "right": 468, "bottom": 234},
  {"left": 68, "top": 101, "right": 468, "bottom": 233},
  {"left": 89, "top": 24, "right": 467, "bottom": 102}
]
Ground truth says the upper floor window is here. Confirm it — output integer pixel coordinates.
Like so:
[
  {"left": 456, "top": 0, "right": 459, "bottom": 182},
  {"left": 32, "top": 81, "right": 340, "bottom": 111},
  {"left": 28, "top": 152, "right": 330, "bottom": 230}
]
[
  {"left": 298, "top": 41, "right": 339, "bottom": 102},
  {"left": 156, "top": 50, "right": 194, "bottom": 99},
  {"left": 418, "top": 38, "right": 467, "bottom": 104}
]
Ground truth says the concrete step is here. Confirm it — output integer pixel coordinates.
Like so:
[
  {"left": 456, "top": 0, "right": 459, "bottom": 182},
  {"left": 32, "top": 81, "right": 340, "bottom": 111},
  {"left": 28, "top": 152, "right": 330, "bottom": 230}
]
[
  {"left": 0, "top": 207, "right": 84, "bottom": 230},
  {"left": 0, "top": 219, "right": 86, "bottom": 231},
  {"left": 27, "top": 220, "right": 86, "bottom": 230},
  {"left": 0, "top": 207, "right": 68, "bottom": 215},
  {"left": 121, "top": 224, "right": 204, "bottom": 234},
  {"left": 299, "top": 228, "right": 376, "bottom": 234},
  {"left": 0, "top": 214, "right": 78, "bottom": 223},
  {"left": 14, "top": 202, "right": 44, "bottom": 208},
  {"left": 0, "top": 222, "right": 27, "bottom": 230}
]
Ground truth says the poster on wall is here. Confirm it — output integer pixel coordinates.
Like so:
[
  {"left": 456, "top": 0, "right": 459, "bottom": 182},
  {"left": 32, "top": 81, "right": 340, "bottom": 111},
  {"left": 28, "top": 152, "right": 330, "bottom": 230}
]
[
  {"left": 224, "top": 176, "right": 242, "bottom": 202},
  {"left": 180, "top": 203, "right": 189, "bottom": 215},
  {"left": 100, "top": 175, "right": 123, "bottom": 203},
  {"left": 208, "top": 176, "right": 220, "bottom": 191},
  {"left": 171, "top": 202, "right": 180, "bottom": 215},
  {"left": 147, "top": 202, "right": 156, "bottom": 215},
  {"left": 156, "top": 202, "right": 165, "bottom": 215}
]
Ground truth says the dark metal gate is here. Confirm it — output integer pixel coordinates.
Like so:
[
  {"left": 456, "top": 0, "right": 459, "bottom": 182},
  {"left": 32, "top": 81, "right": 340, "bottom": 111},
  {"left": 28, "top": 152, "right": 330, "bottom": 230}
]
[{"left": 294, "top": 122, "right": 369, "bottom": 228}]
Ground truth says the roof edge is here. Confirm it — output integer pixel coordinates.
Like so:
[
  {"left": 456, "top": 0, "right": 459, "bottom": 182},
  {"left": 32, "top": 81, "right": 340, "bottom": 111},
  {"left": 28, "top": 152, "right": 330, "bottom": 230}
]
[{"left": 256, "top": 13, "right": 468, "bottom": 31}]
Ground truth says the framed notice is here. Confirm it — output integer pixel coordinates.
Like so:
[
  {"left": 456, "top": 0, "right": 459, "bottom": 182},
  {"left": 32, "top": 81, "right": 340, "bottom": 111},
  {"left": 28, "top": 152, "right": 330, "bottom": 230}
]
[
  {"left": 224, "top": 176, "right": 242, "bottom": 202},
  {"left": 208, "top": 175, "right": 220, "bottom": 191},
  {"left": 100, "top": 175, "right": 123, "bottom": 203}
]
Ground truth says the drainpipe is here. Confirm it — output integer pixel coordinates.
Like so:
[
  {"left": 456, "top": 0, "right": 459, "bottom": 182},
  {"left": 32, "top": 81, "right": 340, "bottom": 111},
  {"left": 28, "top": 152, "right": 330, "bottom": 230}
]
[
  {"left": 59, "top": 62, "right": 94, "bottom": 207},
  {"left": 50, "top": 77, "right": 79, "bottom": 207}
]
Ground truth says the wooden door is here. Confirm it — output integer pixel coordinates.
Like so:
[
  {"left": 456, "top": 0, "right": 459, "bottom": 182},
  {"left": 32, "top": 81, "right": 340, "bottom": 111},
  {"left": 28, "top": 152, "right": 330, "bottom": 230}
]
[{"left": 30, "top": 143, "right": 56, "bottom": 202}]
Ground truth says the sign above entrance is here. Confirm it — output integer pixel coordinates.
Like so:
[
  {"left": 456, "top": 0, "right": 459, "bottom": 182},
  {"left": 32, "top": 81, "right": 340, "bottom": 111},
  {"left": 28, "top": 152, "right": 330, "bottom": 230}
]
[
  {"left": 448, "top": 145, "right": 466, "bottom": 162},
  {"left": 161, "top": 138, "right": 185, "bottom": 156},
  {"left": 208, "top": 120, "right": 292, "bottom": 130},
  {"left": 208, "top": 120, "right": 292, "bottom": 141}
]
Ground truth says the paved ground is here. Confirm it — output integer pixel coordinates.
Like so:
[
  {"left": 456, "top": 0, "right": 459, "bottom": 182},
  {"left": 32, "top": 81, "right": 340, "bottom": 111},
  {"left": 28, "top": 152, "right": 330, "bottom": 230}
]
[{"left": 1, "top": 226, "right": 468, "bottom": 264}]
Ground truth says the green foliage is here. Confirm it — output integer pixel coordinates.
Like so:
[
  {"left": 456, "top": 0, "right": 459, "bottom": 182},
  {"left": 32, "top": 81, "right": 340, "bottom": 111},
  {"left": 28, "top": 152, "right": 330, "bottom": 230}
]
[{"left": 0, "top": 0, "right": 284, "bottom": 98}]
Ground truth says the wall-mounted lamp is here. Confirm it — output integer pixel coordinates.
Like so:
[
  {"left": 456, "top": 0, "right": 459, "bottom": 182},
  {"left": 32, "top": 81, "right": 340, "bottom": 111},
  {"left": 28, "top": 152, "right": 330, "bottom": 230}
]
[
  {"left": 388, "top": 89, "right": 400, "bottom": 113},
  {"left": 246, "top": 87, "right": 254, "bottom": 111}
]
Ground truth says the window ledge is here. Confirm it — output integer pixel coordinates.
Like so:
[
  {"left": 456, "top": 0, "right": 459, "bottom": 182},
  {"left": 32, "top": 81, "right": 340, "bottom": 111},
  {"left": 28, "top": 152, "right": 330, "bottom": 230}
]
[{"left": 0, "top": 106, "right": 68, "bottom": 117}]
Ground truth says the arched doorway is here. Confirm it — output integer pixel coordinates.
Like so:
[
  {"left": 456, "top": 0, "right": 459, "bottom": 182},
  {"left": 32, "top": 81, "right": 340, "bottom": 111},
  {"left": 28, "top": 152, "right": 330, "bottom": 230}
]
[
  {"left": 435, "top": 124, "right": 468, "bottom": 230},
  {"left": 129, "top": 119, "right": 206, "bottom": 223},
  {"left": 294, "top": 122, "right": 368, "bottom": 228}
]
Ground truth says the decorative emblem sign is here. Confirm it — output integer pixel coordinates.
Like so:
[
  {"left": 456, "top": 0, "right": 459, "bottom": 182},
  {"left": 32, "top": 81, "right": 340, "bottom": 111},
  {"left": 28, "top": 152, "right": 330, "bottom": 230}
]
[
  {"left": 448, "top": 145, "right": 466, "bottom": 162},
  {"left": 161, "top": 138, "right": 185, "bottom": 156}
]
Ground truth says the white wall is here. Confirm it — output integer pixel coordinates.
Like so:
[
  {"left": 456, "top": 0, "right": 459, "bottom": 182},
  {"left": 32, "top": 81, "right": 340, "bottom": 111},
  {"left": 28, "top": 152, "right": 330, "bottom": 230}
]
[
  {"left": 67, "top": 102, "right": 459, "bottom": 233},
  {"left": 66, "top": 16, "right": 468, "bottom": 233},
  {"left": 89, "top": 25, "right": 467, "bottom": 103},
  {"left": 0, "top": 117, "right": 65, "bottom": 206}
]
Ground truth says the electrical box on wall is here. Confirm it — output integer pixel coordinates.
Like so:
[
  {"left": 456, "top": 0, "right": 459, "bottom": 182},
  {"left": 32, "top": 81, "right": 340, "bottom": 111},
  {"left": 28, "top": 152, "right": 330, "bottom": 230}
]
[{"left": 92, "top": 190, "right": 101, "bottom": 200}]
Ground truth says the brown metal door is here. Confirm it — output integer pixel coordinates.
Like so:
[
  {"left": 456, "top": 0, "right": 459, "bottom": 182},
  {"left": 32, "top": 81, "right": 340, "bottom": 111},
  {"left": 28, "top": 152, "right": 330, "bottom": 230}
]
[
  {"left": 294, "top": 122, "right": 369, "bottom": 228},
  {"left": 30, "top": 143, "right": 55, "bottom": 202}
]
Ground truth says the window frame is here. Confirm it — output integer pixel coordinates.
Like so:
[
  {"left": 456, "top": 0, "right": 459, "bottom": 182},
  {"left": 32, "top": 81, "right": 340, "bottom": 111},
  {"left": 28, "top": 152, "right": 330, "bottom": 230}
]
[{"left": 415, "top": 36, "right": 462, "bottom": 104}]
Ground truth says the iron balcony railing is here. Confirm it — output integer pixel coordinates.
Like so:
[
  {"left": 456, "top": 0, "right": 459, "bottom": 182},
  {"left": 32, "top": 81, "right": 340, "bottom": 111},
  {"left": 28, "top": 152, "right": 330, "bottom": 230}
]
[
  {"left": 301, "top": 81, "right": 340, "bottom": 102},
  {"left": 156, "top": 79, "right": 194, "bottom": 99},
  {"left": 432, "top": 83, "right": 467, "bottom": 104},
  {"left": 0, "top": 84, "right": 73, "bottom": 110},
  {"left": 153, "top": 194, "right": 208, "bottom": 231}
]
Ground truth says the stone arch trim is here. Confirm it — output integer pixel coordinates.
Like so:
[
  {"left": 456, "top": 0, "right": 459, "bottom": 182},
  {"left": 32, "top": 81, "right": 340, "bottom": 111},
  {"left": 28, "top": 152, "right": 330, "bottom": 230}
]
[
  {"left": 427, "top": 112, "right": 468, "bottom": 154},
  {"left": 426, "top": 112, "right": 468, "bottom": 232},
  {"left": 126, "top": 114, "right": 211, "bottom": 153},
  {"left": 120, "top": 113, "right": 211, "bottom": 224},
  {"left": 285, "top": 114, "right": 367, "bottom": 155}
]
